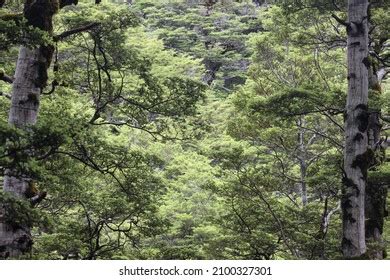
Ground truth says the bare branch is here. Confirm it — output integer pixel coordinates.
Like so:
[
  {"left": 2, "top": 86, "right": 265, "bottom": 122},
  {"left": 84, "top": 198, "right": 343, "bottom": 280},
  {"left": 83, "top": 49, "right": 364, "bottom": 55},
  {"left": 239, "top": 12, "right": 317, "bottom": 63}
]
[
  {"left": 0, "top": 71, "right": 14, "bottom": 84},
  {"left": 331, "top": 14, "right": 349, "bottom": 27},
  {"left": 54, "top": 22, "right": 100, "bottom": 42},
  {"left": 30, "top": 191, "right": 47, "bottom": 207},
  {"left": 0, "top": 92, "right": 11, "bottom": 99}
]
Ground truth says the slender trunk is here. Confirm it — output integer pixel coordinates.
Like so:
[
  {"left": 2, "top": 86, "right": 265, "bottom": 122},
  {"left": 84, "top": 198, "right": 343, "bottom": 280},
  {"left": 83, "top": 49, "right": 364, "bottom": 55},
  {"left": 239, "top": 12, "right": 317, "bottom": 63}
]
[
  {"left": 299, "top": 162, "right": 307, "bottom": 206},
  {"left": 0, "top": 0, "right": 56, "bottom": 259},
  {"left": 297, "top": 118, "right": 307, "bottom": 206},
  {"left": 342, "top": 0, "right": 369, "bottom": 259},
  {"left": 314, "top": 199, "right": 340, "bottom": 259}
]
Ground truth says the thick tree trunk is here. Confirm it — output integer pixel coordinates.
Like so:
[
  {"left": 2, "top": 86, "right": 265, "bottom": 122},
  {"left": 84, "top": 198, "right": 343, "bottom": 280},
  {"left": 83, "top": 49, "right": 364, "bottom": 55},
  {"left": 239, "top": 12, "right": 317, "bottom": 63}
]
[
  {"left": 342, "top": 0, "right": 369, "bottom": 259},
  {"left": 0, "top": 0, "right": 57, "bottom": 259},
  {"left": 0, "top": 47, "right": 44, "bottom": 258}
]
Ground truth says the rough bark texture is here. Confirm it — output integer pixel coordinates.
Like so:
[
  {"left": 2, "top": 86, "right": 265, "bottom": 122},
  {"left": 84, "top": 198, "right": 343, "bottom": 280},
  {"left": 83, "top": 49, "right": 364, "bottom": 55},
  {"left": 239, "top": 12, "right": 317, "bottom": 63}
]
[
  {"left": 0, "top": 0, "right": 59, "bottom": 259},
  {"left": 365, "top": 58, "right": 387, "bottom": 259},
  {"left": 365, "top": 177, "right": 388, "bottom": 259},
  {"left": 0, "top": 47, "right": 47, "bottom": 259},
  {"left": 342, "top": 0, "right": 369, "bottom": 259}
]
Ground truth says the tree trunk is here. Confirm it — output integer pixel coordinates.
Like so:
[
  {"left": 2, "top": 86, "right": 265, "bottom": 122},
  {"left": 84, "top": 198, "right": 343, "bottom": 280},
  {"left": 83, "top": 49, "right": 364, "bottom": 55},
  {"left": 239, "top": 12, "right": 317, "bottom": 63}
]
[
  {"left": 342, "top": 0, "right": 369, "bottom": 259},
  {"left": 365, "top": 175, "right": 388, "bottom": 259},
  {"left": 0, "top": 46, "right": 46, "bottom": 258},
  {"left": 365, "top": 55, "right": 387, "bottom": 259},
  {"left": 297, "top": 118, "right": 308, "bottom": 206},
  {"left": 0, "top": 0, "right": 58, "bottom": 259}
]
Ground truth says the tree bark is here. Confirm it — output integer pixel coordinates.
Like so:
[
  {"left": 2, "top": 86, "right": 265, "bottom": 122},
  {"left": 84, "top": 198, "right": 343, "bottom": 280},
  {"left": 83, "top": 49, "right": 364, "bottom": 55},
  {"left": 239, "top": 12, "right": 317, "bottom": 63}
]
[
  {"left": 342, "top": 0, "right": 369, "bottom": 259},
  {"left": 0, "top": 46, "right": 47, "bottom": 258},
  {"left": 365, "top": 54, "right": 387, "bottom": 259},
  {"left": 0, "top": 0, "right": 61, "bottom": 259},
  {"left": 365, "top": 173, "right": 388, "bottom": 259}
]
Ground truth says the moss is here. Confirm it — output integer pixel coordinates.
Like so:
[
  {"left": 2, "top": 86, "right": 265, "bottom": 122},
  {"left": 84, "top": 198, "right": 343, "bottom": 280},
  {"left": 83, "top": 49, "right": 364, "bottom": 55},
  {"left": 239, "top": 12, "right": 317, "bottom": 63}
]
[
  {"left": 33, "top": 45, "right": 54, "bottom": 88},
  {"left": 35, "top": 61, "right": 49, "bottom": 88},
  {"left": 0, "top": 192, "right": 36, "bottom": 231},
  {"left": 356, "top": 110, "right": 369, "bottom": 133},
  {"left": 24, "top": 0, "right": 59, "bottom": 31},
  {"left": 368, "top": 91, "right": 382, "bottom": 110},
  {"left": 15, "top": 234, "right": 33, "bottom": 254},
  {"left": 351, "top": 149, "right": 375, "bottom": 179},
  {"left": 27, "top": 94, "right": 39, "bottom": 106},
  {"left": 366, "top": 170, "right": 388, "bottom": 243},
  {"left": 18, "top": 94, "right": 39, "bottom": 107},
  {"left": 342, "top": 173, "right": 360, "bottom": 196},
  {"left": 353, "top": 133, "right": 364, "bottom": 142},
  {"left": 341, "top": 197, "right": 353, "bottom": 209},
  {"left": 342, "top": 237, "right": 353, "bottom": 248},
  {"left": 362, "top": 57, "right": 371, "bottom": 69},
  {"left": 346, "top": 213, "right": 357, "bottom": 223},
  {"left": 348, "top": 73, "right": 357, "bottom": 80},
  {"left": 24, "top": 181, "right": 39, "bottom": 199},
  {"left": 347, "top": 21, "right": 365, "bottom": 37},
  {"left": 355, "top": 104, "right": 368, "bottom": 111},
  {"left": 0, "top": 246, "right": 10, "bottom": 260}
]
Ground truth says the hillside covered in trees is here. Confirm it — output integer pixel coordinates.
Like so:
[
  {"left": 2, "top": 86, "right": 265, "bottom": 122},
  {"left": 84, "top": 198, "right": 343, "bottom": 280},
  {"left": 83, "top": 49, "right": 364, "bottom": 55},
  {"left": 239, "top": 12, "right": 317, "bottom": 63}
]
[{"left": 0, "top": 0, "right": 389, "bottom": 260}]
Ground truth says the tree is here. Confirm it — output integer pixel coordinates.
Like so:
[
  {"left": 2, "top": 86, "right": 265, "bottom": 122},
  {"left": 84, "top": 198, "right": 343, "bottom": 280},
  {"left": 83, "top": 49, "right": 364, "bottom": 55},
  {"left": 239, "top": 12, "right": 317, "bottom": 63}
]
[
  {"left": 363, "top": 2, "right": 390, "bottom": 259},
  {"left": 341, "top": 0, "right": 369, "bottom": 259},
  {"left": 1, "top": 0, "right": 388, "bottom": 260},
  {"left": 0, "top": 0, "right": 80, "bottom": 259},
  {"left": 208, "top": 5, "right": 347, "bottom": 259},
  {"left": 134, "top": 0, "right": 261, "bottom": 93},
  {"left": 0, "top": 0, "right": 205, "bottom": 259},
  {"left": 275, "top": 0, "right": 389, "bottom": 259}
]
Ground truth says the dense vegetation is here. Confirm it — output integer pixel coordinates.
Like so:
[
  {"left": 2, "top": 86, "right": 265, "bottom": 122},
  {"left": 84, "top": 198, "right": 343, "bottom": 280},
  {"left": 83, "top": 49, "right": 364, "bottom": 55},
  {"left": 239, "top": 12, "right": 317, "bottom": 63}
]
[{"left": 0, "top": 0, "right": 389, "bottom": 259}]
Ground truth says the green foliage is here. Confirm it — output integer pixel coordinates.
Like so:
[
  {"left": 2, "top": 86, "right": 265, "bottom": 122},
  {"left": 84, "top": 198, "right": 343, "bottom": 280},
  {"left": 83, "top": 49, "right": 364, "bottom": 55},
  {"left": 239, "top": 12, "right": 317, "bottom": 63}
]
[
  {"left": 0, "top": 0, "right": 389, "bottom": 260},
  {"left": 248, "top": 88, "right": 345, "bottom": 118},
  {"left": 369, "top": 164, "right": 390, "bottom": 186},
  {"left": 53, "top": 3, "right": 205, "bottom": 139},
  {"left": 133, "top": 0, "right": 261, "bottom": 92},
  {"left": 0, "top": 191, "right": 50, "bottom": 230}
]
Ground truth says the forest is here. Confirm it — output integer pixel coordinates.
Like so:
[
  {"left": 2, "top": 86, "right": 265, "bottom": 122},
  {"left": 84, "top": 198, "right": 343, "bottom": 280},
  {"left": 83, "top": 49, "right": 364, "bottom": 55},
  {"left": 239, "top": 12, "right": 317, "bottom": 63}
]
[{"left": 0, "top": 0, "right": 389, "bottom": 260}]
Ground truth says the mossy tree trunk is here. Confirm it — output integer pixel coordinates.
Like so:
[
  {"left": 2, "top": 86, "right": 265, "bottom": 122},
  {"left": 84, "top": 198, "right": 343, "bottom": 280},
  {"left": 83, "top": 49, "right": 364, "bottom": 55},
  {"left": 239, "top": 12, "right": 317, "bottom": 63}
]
[
  {"left": 342, "top": 0, "right": 369, "bottom": 259},
  {"left": 0, "top": 0, "right": 76, "bottom": 259},
  {"left": 365, "top": 57, "right": 388, "bottom": 259}
]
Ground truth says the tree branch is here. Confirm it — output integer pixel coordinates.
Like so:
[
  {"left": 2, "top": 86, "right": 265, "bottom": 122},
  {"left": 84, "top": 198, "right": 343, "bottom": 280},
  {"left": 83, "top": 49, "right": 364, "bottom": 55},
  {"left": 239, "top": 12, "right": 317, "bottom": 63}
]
[
  {"left": 30, "top": 191, "right": 47, "bottom": 207},
  {"left": 60, "top": 0, "right": 79, "bottom": 9},
  {"left": 0, "top": 70, "right": 14, "bottom": 84},
  {"left": 54, "top": 22, "right": 100, "bottom": 42},
  {"left": 331, "top": 14, "right": 349, "bottom": 27},
  {"left": 0, "top": 92, "right": 11, "bottom": 99},
  {"left": 0, "top": 12, "right": 23, "bottom": 22}
]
